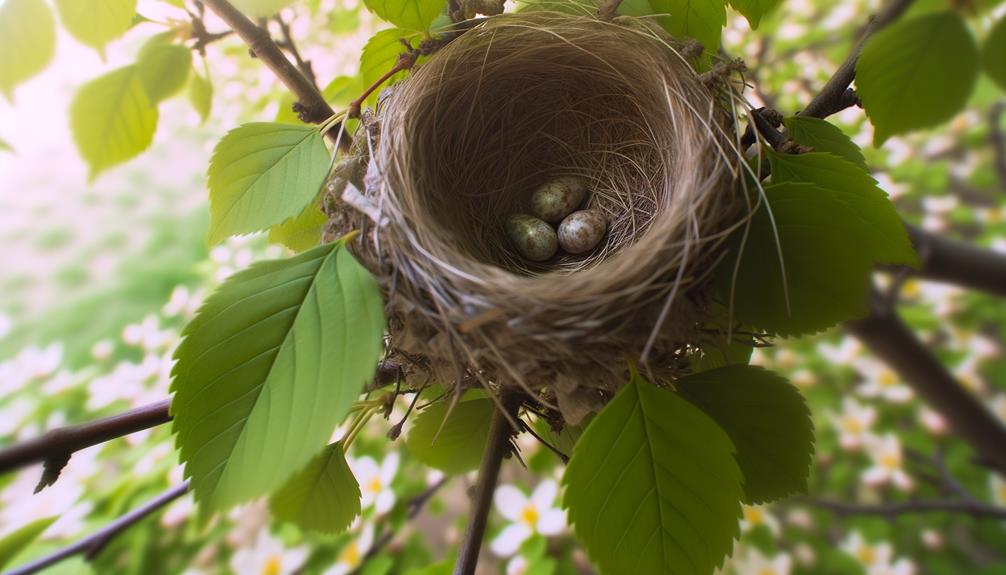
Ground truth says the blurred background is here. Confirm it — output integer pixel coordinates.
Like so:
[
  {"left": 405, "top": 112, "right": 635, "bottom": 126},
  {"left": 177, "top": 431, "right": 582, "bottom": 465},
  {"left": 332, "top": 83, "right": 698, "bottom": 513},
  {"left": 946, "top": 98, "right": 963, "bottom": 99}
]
[{"left": 1, "top": 0, "right": 1006, "bottom": 573}]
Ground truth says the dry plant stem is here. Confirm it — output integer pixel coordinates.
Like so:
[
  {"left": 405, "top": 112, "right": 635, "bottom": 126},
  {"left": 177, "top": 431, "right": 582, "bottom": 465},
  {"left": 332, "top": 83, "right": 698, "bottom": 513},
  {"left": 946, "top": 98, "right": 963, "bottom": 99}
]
[
  {"left": 846, "top": 291, "right": 1006, "bottom": 476},
  {"left": 0, "top": 399, "right": 171, "bottom": 476},
  {"left": 201, "top": 0, "right": 348, "bottom": 148},
  {"left": 4, "top": 482, "right": 190, "bottom": 575},
  {"left": 800, "top": 0, "right": 916, "bottom": 119},
  {"left": 453, "top": 391, "right": 523, "bottom": 575},
  {"left": 802, "top": 497, "right": 1006, "bottom": 521}
]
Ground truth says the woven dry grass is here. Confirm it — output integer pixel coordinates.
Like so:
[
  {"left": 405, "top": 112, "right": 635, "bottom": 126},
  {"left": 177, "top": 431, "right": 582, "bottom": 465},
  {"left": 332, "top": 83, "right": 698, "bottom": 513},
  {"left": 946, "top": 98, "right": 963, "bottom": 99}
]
[{"left": 332, "top": 11, "right": 749, "bottom": 423}]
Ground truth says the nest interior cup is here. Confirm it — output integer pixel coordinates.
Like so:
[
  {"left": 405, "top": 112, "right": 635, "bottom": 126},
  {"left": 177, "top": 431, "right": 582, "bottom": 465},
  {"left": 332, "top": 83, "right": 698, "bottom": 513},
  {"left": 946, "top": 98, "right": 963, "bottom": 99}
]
[{"left": 347, "top": 12, "right": 743, "bottom": 423}]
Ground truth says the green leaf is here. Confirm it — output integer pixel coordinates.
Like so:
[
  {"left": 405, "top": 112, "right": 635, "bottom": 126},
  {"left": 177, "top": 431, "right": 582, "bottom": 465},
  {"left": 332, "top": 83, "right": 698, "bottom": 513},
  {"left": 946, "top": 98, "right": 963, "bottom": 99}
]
[
  {"left": 783, "top": 116, "right": 868, "bottom": 170},
  {"left": 406, "top": 393, "right": 494, "bottom": 474},
  {"left": 137, "top": 42, "right": 192, "bottom": 104},
  {"left": 0, "top": 0, "right": 56, "bottom": 101},
  {"left": 562, "top": 374, "right": 742, "bottom": 575},
  {"left": 0, "top": 137, "right": 13, "bottom": 154},
  {"left": 768, "top": 151, "right": 917, "bottom": 266},
  {"left": 276, "top": 75, "right": 360, "bottom": 125},
  {"left": 207, "top": 123, "right": 331, "bottom": 244},
  {"left": 360, "top": 28, "right": 417, "bottom": 109},
  {"left": 171, "top": 240, "right": 386, "bottom": 511},
  {"left": 727, "top": 0, "right": 781, "bottom": 29},
  {"left": 648, "top": 0, "right": 725, "bottom": 53},
  {"left": 230, "top": 0, "right": 295, "bottom": 17},
  {"left": 693, "top": 339, "right": 753, "bottom": 372},
  {"left": 856, "top": 11, "right": 979, "bottom": 145},
  {"left": 70, "top": 65, "right": 159, "bottom": 181},
  {"left": 676, "top": 365, "right": 814, "bottom": 504},
  {"left": 0, "top": 516, "right": 56, "bottom": 571},
  {"left": 269, "top": 442, "right": 361, "bottom": 533},
  {"left": 54, "top": 0, "right": 136, "bottom": 55},
  {"left": 982, "top": 16, "right": 1006, "bottom": 92},
  {"left": 188, "top": 69, "right": 213, "bottom": 124},
  {"left": 716, "top": 181, "right": 875, "bottom": 337},
  {"left": 363, "top": 0, "right": 446, "bottom": 31},
  {"left": 269, "top": 196, "right": 328, "bottom": 252}
]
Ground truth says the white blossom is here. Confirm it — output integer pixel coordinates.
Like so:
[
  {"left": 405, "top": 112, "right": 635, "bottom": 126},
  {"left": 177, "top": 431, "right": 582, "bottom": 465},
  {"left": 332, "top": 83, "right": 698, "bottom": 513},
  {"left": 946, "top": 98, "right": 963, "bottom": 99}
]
[{"left": 490, "top": 480, "right": 566, "bottom": 557}]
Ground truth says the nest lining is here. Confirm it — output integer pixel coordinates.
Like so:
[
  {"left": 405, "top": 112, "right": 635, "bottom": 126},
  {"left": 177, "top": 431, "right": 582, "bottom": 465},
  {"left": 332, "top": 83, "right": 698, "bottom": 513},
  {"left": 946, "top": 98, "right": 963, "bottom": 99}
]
[{"left": 338, "top": 12, "right": 747, "bottom": 423}]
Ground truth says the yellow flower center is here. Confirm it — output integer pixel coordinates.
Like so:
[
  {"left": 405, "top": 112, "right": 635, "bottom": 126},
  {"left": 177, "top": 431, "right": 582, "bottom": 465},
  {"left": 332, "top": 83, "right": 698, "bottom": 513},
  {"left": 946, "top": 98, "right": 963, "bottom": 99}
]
[
  {"left": 902, "top": 280, "right": 920, "bottom": 298},
  {"left": 842, "top": 417, "right": 862, "bottom": 434},
  {"left": 368, "top": 476, "right": 382, "bottom": 494},
  {"left": 856, "top": 546, "right": 875, "bottom": 565},
  {"left": 881, "top": 453, "right": 900, "bottom": 470},
  {"left": 996, "top": 483, "right": 1006, "bottom": 503},
  {"left": 262, "top": 556, "right": 281, "bottom": 575},
  {"left": 758, "top": 568, "right": 776, "bottom": 575},
  {"left": 879, "top": 371, "right": 897, "bottom": 388},
  {"left": 339, "top": 542, "right": 361, "bottom": 568},
  {"left": 521, "top": 504, "right": 539, "bottom": 527},
  {"left": 743, "top": 507, "right": 764, "bottom": 524}
]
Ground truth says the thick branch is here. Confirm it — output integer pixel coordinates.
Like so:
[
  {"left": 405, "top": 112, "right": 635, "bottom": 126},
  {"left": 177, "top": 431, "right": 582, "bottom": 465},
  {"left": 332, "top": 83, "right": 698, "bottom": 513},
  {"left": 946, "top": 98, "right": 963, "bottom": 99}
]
[
  {"left": 0, "top": 399, "right": 172, "bottom": 477},
  {"left": 800, "top": 0, "right": 916, "bottom": 119},
  {"left": 453, "top": 391, "right": 523, "bottom": 575},
  {"left": 803, "top": 497, "right": 1006, "bottom": 521},
  {"left": 845, "top": 293, "right": 1006, "bottom": 475},
  {"left": 4, "top": 482, "right": 190, "bottom": 575},
  {"left": 201, "top": 0, "right": 344, "bottom": 144},
  {"left": 898, "top": 224, "right": 1006, "bottom": 297}
]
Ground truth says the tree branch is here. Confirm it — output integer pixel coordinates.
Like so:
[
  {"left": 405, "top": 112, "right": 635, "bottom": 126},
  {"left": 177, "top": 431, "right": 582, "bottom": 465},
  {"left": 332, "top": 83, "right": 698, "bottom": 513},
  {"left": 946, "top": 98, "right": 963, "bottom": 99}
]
[
  {"left": 273, "top": 15, "right": 317, "bottom": 88},
  {"left": 201, "top": 0, "right": 346, "bottom": 146},
  {"left": 453, "top": 391, "right": 523, "bottom": 575},
  {"left": 895, "top": 224, "right": 1006, "bottom": 297},
  {"left": 4, "top": 482, "right": 190, "bottom": 575},
  {"left": 802, "top": 497, "right": 1006, "bottom": 521},
  {"left": 800, "top": 0, "right": 916, "bottom": 119},
  {"left": 845, "top": 291, "right": 1006, "bottom": 476},
  {"left": 0, "top": 399, "right": 172, "bottom": 482}
]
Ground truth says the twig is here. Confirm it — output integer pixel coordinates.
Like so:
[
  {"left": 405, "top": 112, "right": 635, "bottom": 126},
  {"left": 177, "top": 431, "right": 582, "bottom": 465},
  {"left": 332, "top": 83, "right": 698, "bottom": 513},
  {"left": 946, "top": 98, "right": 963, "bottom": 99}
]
[
  {"left": 989, "top": 102, "right": 1006, "bottom": 190},
  {"left": 273, "top": 15, "right": 317, "bottom": 88},
  {"left": 597, "top": 0, "right": 624, "bottom": 20},
  {"left": 201, "top": 0, "right": 347, "bottom": 147},
  {"left": 518, "top": 418, "right": 569, "bottom": 464},
  {"left": 893, "top": 223, "right": 1006, "bottom": 298},
  {"left": 3, "top": 482, "right": 190, "bottom": 575},
  {"left": 800, "top": 0, "right": 916, "bottom": 119},
  {"left": 348, "top": 46, "right": 419, "bottom": 118},
  {"left": 453, "top": 391, "right": 523, "bottom": 575},
  {"left": 0, "top": 400, "right": 172, "bottom": 485},
  {"left": 801, "top": 497, "right": 1006, "bottom": 521},
  {"left": 845, "top": 289, "right": 1006, "bottom": 476}
]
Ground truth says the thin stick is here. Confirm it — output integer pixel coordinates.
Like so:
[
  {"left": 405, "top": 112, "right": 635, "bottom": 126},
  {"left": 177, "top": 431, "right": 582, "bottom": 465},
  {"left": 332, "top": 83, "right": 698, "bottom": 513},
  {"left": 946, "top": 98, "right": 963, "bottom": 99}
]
[
  {"left": 201, "top": 0, "right": 347, "bottom": 147},
  {"left": 4, "top": 482, "right": 190, "bottom": 575},
  {"left": 453, "top": 391, "right": 522, "bottom": 575},
  {"left": 846, "top": 289, "right": 1006, "bottom": 476},
  {"left": 802, "top": 497, "right": 1006, "bottom": 521},
  {"left": 0, "top": 399, "right": 172, "bottom": 477},
  {"left": 800, "top": 0, "right": 916, "bottom": 119}
]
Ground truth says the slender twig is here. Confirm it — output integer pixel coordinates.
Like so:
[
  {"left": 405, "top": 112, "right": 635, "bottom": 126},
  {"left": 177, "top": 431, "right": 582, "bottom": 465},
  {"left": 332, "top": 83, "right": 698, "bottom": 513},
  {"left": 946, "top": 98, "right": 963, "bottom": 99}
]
[
  {"left": 518, "top": 419, "right": 569, "bottom": 464},
  {"left": 989, "top": 102, "right": 1006, "bottom": 190},
  {"left": 0, "top": 400, "right": 172, "bottom": 481},
  {"left": 3, "top": 482, "right": 190, "bottom": 575},
  {"left": 273, "top": 15, "right": 317, "bottom": 88},
  {"left": 348, "top": 47, "right": 418, "bottom": 118},
  {"left": 453, "top": 391, "right": 523, "bottom": 575},
  {"left": 800, "top": 0, "right": 916, "bottom": 119},
  {"left": 201, "top": 0, "right": 347, "bottom": 147},
  {"left": 845, "top": 289, "right": 1006, "bottom": 476},
  {"left": 801, "top": 497, "right": 1006, "bottom": 521}
]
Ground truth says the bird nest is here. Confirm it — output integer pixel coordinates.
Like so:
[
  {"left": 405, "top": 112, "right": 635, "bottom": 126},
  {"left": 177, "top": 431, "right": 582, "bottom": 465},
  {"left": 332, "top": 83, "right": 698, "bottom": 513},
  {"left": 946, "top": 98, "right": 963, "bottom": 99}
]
[{"left": 328, "top": 12, "right": 747, "bottom": 424}]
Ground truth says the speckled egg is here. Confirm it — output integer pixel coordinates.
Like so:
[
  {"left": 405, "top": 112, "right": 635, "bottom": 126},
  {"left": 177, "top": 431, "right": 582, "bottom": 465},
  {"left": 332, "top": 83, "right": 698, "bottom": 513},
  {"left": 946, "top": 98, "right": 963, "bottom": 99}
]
[
  {"left": 557, "top": 210, "right": 607, "bottom": 254},
  {"left": 530, "top": 177, "right": 587, "bottom": 223},
  {"left": 505, "top": 214, "right": 559, "bottom": 262}
]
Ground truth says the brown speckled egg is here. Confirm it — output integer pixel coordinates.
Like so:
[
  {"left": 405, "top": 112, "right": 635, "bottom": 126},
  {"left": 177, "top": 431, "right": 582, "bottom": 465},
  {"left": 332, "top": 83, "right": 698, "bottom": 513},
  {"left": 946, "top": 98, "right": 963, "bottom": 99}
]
[
  {"left": 505, "top": 214, "right": 559, "bottom": 262},
  {"left": 557, "top": 210, "right": 607, "bottom": 254},
  {"left": 530, "top": 177, "right": 587, "bottom": 223}
]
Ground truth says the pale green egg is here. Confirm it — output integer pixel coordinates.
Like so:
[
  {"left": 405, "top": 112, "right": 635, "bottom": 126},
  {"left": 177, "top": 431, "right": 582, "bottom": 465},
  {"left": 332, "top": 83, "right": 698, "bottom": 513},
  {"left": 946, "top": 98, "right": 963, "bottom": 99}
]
[
  {"left": 530, "top": 177, "right": 587, "bottom": 223},
  {"left": 505, "top": 214, "right": 559, "bottom": 262}
]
